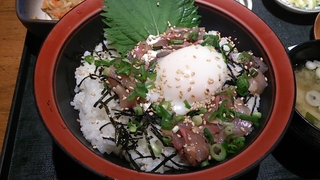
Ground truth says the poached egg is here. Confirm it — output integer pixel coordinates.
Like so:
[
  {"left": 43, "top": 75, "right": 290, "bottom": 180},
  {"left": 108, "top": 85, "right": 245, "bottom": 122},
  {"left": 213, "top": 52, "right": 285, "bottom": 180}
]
[{"left": 149, "top": 44, "right": 228, "bottom": 115}]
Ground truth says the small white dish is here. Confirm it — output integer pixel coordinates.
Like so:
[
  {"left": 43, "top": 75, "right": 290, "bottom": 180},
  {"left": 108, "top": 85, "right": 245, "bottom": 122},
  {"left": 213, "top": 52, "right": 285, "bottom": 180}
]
[
  {"left": 275, "top": 0, "right": 320, "bottom": 14},
  {"left": 235, "top": 0, "right": 253, "bottom": 10}
]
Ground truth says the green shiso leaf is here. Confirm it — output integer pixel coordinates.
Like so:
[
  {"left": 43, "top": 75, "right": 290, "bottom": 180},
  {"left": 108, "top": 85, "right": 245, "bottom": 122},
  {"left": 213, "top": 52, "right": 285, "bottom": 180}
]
[{"left": 101, "top": 0, "right": 201, "bottom": 54}]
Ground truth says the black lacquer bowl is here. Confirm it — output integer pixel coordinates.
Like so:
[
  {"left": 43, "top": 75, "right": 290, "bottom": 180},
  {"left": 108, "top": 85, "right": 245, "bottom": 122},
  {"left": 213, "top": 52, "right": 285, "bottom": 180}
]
[
  {"left": 34, "top": 0, "right": 295, "bottom": 179},
  {"left": 272, "top": 40, "right": 320, "bottom": 179}
]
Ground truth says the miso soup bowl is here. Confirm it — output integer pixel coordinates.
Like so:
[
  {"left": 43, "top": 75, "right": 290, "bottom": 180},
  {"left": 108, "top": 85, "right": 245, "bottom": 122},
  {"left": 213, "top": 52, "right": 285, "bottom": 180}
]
[
  {"left": 272, "top": 40, "right": 320, "bottom": 179},
  {"left": 34, "top": 0, "right": 295, "bottom": 179}
]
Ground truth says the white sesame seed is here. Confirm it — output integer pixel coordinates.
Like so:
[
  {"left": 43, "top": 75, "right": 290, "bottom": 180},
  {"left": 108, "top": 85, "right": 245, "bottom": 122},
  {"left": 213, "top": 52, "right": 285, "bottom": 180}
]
[{"left": 172, "top": 125, "right": 180, "bottom": 133}]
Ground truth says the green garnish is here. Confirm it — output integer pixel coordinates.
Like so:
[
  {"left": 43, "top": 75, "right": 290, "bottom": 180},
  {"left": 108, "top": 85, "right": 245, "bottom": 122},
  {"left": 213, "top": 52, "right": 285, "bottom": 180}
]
[
  {"left": 173, "top": 115, "right": 185, "bottom": 123},
  {"left": 102, "top": 0, "right": 201, "bottom": 54},
  {"left": 158, "top": 103, "right": 172, "bottom": 120},
  {"left": 237, "top": 52, "right": 252, "bottom": 63},
  {"left": 192, "top": 115, "right": 202, "bottom": 126},
  {"left": 168, "top": 39, "right": 184, "bottom": 45},
  {"left": 235, "top": 112, "right": 260, "bottom": 127},
  {"left": 95, "top": 59, "right": 113, "bottom": 67},
  {"left": 115, "top": 60, "right": 133, "bottom": 76},
  {"left": 200, "top": 34, "right": 220, "bottom": 48},
  {"left": 209, "top": 144, "right": 227, "bottom": 161},
  {"left": 220, "top": 43, "right": 234, "bottom": 62},
  {"left": 198, "top": 107, "right": 207, "bottom": 114},
  {"left": 306, "top": 111, "right": 320, "bottom": 124},
  {"left": 128, "top": 120, "right": 142, "bottom": 133},
  {"left": 208, "top": 100, "right": 260, "bottom": 126},
  {"left": 151, "top": 141, "right": 161, "bottom": 155},
  {"left": 162, "top": 134, "right": 173, "bottom": 145},
  {"left": 200, "top": 160, "right": 210, "bottom": 167},
  {"left": 161, "top": 119, "right": 174, "bottom": 130},
  {"left": 183, "top": 100, "right": 191, "bottom": 109},
  {"left": 133, "top": 105, "right": 143, "bottom": 115},
  {"left": 189, "top": 31, "right": 199, "bottom": 42},
  {"left": 224, "top": 125, "right": 234, "bottom": 136},
  {"left": 127, "top": 82, "right": 148, "bottom": 101},
  {"left": 249, "top": 69, "right": 259, "bottom": 78},
  {"left": 84, "top": 55, "right": 95, "bottom": 64},
  {"left": 223, "top": 137, "right": 245, "bottom": 154},
  {"left": 204, "top": 127, "right": 214, "bottom": 144},
  {"left": 236, "top": 73, "right": 250, "bottom": 97},
  {"left": 208, "top": 100, "right": 228, "bottom": 121}
]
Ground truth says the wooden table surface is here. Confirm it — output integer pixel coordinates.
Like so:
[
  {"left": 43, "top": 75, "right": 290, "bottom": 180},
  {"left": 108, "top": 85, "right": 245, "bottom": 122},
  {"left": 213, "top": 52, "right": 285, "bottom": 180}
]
[{"left": 0, "top": 0, "right": 26, "bottom": 154}]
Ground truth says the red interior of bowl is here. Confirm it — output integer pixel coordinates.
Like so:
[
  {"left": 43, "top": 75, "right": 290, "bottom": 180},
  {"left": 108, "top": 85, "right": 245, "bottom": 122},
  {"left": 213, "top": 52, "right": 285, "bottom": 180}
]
[{"left": 34, "top": 0, "right": 295, "bottom": 179}]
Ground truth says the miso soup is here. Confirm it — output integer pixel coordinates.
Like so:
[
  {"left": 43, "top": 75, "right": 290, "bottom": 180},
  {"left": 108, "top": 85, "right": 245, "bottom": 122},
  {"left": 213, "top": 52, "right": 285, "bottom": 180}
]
[{"left": 295, "top": 60, "right": 320, "bottom": 128}]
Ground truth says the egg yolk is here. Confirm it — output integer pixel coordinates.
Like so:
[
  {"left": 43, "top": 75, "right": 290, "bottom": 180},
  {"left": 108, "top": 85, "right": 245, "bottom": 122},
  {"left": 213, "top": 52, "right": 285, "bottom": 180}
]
[{"left": 149, "top": 44, "right": 228, "bottom": 115}]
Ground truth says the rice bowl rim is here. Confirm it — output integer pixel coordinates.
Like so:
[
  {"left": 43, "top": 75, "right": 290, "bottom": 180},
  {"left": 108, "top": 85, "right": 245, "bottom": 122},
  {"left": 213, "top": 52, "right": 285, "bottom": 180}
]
[{"left": 34, "top": 0, "right": 295, "bottom": 179}]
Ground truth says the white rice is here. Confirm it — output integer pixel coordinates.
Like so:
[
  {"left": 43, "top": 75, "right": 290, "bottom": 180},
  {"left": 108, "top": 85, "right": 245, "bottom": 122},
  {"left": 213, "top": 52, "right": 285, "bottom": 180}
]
[{"left": 71, "top": 42, "right": 189, "bottom": 173}]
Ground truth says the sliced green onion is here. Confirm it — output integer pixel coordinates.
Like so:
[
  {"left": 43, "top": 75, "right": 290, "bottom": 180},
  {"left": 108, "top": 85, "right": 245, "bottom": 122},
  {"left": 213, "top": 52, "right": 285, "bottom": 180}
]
[
  {"left": 127, "top": 120, "right": 141, "bottom": 133},
  {"left": 94, "top": 60, "right": 102, "bottom": 67},
  {"left": 168, "top": 39, "right": 184, "bottom": 45},
  {"left": 133, "top": 105, "right": 143, "bottom": 115},
  {"left": 113, "top": 60, "right": 122, "bottom": 69},
  {"left": 160, "top": 101, "right": 171, "bottom": 110},
  {"left": 84, "top": 55, "right": 95, "bottom": 64},
  {"left": 183, "top": 100, "right": 191, "bottom": 109},
  {"left": 306, "top": 111, "right": 320, "bottom": 123},
  {"left": 237, "top": 52, "right": 252, "bottom": 63},
  {"left": 189, "top": 31, "right": 199, "bottom": 42},
  {"left": 236, "top": 74, "right": 250, "bottom": 97},
  {"left": 198, "top": 107, "right": 207, "bottom": 114},
  {"left": 204, "top": 127, "right": 214, "bottom": 144},
  {"left": 249, "top": 69, "right": 259, "bottom": 78},
  {"left": 224, "top": 91, "right": 235, "bottom": 105},
  {"left": 233, "top": 137, "right": 245, "bottom": 148},
  {"left": 145, "top": 81, "right": 155, "bottom": 89},
  {"left": 173, "top": 115, "right": 185, "bottom": 122},
  {"left": 151, "top": 141, "right": 161, "bottom": 155},
  {"left": 161, "top": 119, "right": 173, "bottom": 130},
  {"left": 210, "top": 144, "right": 227, "bottom": 161},
  {"left": 135, "top": 63, "right": 148, "bottom": 81},
  {"left": 252, "top": 112, "right": 262, "bottom": 119},
  {"left": 128, "top": 125, "right": 137, "bottom": 132},
  {"left": 201, "top": 35, "right": 219, "bottom": 49},
  {"left": 103, "top": 81, "right": 108, "bottom": 89},
  {"left": 200, "top": 160, "right": 210, "bottom": 167},
  {"left": 99, "top": 59, "right": 113, "bottom": 67},
  {"left": 192, "top": 115, "right": 202, "bottom": 126},
  {"left": 116, "top": 65, "right": 132, "bottom": 76},
  {"left": 127, "top": 82, "right": 148, "bottom": 101},
  {"left": 224, "top": 137, "right": 246, "bottom": 154},
  {"left": 148, "top": 73, "right": 157, "bottom": 81},
  {"left": 236, "top": 112, "right": 260, "bottom": 127},
  {"left": 208, "top": 100, "right": 228, "bottom": 121},
  {"left": 159, "top": 104, "right": 172, "bottom": 120},
  {"left": 147, "top": 61, "right": 157, "bottom": 73},
  {"left": 102, "top": 67, "right": 110, "bottom": 75},
  {"left": 162, "top": 134, "right": 173, "bottom": 145},
  {"left": 208, "top": 110, "right": 219, "bottom": 122},
  {"left": 224, "top": 125, "right": 234, "bottom": 135}
]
